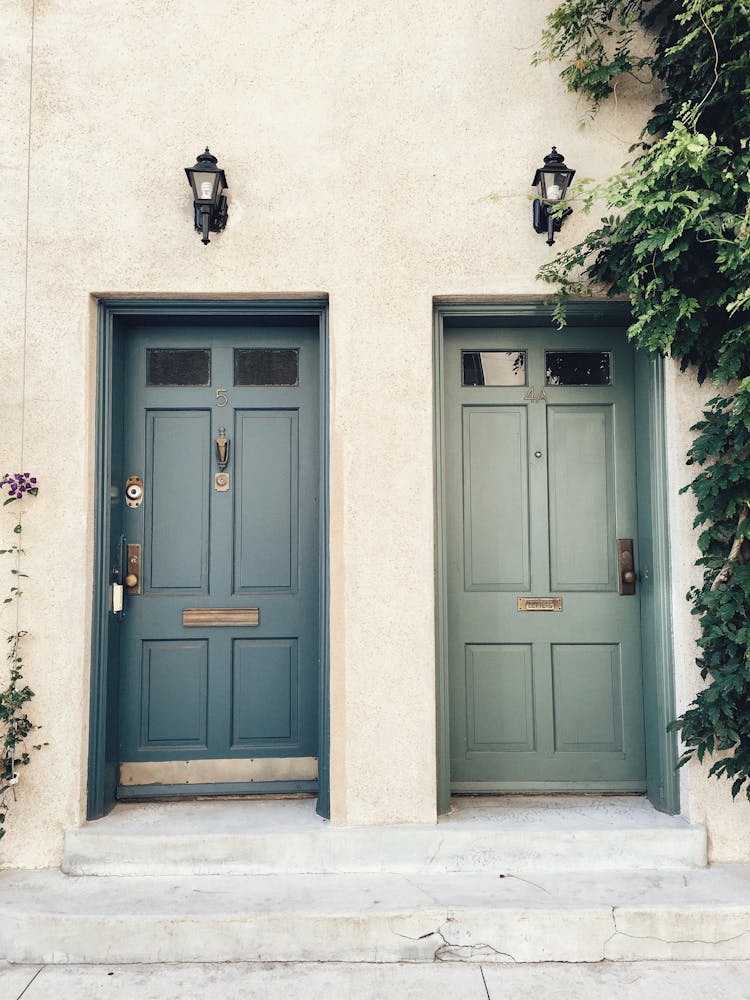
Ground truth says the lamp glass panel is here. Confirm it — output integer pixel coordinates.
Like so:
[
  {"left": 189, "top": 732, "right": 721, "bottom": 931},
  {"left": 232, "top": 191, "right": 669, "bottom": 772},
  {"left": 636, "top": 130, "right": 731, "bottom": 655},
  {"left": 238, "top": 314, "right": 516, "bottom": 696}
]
[
  {"left": 538, "top": 171, "right": 552, "bottom": 199},
  {"left": 539, "top": 169, "right": 571, "bottom": 202},
  {"left": 191, "top": 170, "right": 219, "bottom": 202},
  {"left": 540, "top": 172, "right": 560, "bottom": 202},
  {"left": 551, "top": 170, "right": 571, "bottom": 199}
]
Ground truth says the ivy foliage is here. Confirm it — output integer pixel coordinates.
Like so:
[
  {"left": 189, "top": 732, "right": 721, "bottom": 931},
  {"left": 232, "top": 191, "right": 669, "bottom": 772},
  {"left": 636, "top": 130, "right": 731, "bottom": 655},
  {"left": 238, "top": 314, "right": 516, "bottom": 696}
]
[
  {"left": 535, "top": 0, "right": 651, "bottom": 110},
  {"left": 680, "top": 393, "right": 750, "bottom": 798},
  {"left": 0, "top": 476, "right": 42, "bottom": 840},
  {"left": 536, "top": 2, "right": 750, "bottom": 799}
]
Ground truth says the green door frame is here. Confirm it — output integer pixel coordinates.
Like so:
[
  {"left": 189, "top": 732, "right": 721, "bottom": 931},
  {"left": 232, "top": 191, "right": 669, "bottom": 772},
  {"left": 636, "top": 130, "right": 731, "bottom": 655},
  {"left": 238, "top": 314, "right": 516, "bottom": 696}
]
[
  {"left": 88, "top": 298, "right": 331, "bottom": 820},
  {"left": 433, "top": 300, "right": 679, "bottom": 815}
]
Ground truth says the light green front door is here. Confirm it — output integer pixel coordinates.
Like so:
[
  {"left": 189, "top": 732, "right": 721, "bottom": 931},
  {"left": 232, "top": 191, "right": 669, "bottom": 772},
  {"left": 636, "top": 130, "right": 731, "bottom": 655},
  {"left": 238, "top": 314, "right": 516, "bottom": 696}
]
[{"left": 445, "top": 327, "right": 646, "bottom": 791}]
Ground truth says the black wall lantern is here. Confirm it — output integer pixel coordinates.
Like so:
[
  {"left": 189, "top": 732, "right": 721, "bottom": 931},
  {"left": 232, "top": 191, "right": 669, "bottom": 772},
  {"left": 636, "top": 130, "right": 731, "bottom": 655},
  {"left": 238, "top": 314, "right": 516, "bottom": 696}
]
[
  {"left": 185, "top": 147, "right": 229, "bottom": 245},
  {"left": 532, "top": 147, "right": 575, "bottom": 246}
]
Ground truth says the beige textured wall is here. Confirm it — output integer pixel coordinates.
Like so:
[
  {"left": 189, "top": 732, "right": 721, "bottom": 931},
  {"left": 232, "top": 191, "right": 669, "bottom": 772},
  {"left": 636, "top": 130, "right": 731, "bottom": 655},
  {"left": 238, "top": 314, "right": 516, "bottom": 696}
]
[
  {"left": 2, "top": 1, "right": 31, "bottom": 466},
  {"left": 665, "top": 366, "right": 750, "bottom": 861},
  {"left": 1, "top": 0, "right": 745, "bottom": 867}
]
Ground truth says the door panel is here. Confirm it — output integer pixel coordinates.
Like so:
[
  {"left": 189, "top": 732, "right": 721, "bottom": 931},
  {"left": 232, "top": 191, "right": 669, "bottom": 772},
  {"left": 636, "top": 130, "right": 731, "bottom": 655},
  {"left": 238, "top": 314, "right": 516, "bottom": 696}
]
[
  {"left": 547, "top": 405, "right": 616, "bottom": 590},
  {"left": 466, "top": 644, "right": 535, "bottom": 751},
  {"left": 146, "top": 410, "right": 210, "bottom": 591},
  {"left": 231, "top": 639, "right": 298, "bottom": 746},
  {"left": 141, "top": 640, "right": 208, "bottom": 747},
  {"left": 551, "top": 643, "right": 622, "bottom": 752},
  {"left": 117, "top": 319, "right": 319, "bottom": 795},
  {"left": 234, "top": 410, "right": 298, "bottom": 592},
  {"left": 446, "top": 327, "right": 646, "bottom": 791},
  {"left": 463, "top": 407, "right": 530, "bottom": 590}
]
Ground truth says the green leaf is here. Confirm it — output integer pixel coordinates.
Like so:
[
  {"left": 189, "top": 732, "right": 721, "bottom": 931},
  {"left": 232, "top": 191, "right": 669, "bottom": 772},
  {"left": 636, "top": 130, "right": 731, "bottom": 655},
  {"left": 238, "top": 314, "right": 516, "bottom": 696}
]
[{"left": 535, "top": 0, "right": 750, "bottom": 805}]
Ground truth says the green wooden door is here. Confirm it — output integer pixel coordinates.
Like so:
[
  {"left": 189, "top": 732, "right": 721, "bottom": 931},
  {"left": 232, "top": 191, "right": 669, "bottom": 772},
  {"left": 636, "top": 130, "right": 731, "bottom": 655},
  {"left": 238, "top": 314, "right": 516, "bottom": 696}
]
[
  {"left": 116, "top": 318, "right": 320, "bottom": 796},
  {"left": 445, "top": 327, "right": 646, "bottom": 791}
]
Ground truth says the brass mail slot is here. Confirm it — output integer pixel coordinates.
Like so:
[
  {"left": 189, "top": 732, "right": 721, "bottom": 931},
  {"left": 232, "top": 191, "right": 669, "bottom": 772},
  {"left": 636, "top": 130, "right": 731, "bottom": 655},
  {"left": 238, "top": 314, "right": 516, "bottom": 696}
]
[
  {"left": 183, "top": 608, "right": 260, "bottom": 627},
  {"left": 517, "top": 597, "right": 563, "bottom": 612}
]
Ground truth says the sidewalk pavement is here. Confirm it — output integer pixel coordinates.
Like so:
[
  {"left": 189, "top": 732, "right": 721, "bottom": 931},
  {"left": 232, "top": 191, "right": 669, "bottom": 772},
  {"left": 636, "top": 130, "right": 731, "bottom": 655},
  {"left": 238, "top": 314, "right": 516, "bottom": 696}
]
[{"left": 3, "top": 961, "right": 750, "bottom": 999}]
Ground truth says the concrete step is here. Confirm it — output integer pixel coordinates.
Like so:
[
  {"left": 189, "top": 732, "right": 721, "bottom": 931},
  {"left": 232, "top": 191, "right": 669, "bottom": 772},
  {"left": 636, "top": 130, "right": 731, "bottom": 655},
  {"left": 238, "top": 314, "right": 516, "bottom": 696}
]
[
  {"left": 6, "top": 960, "right": 750, "bottom": 999},
  {"left": 2, "top": 866, "right": 750, "bottom": 965},
  {"left": 62, "top": 796, "right": 707, "bottom": 875}
]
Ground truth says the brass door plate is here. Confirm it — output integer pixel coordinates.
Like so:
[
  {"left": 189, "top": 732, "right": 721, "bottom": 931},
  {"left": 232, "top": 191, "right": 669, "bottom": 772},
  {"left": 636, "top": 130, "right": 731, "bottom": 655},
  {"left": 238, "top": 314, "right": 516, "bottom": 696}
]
[
  {"left": 183, "top": 608, "right": 260, "bottom": 627},
  {"left": 125, "top": 543, "right": 142, "bottom": 595},
  {"left": 517, "top": 597, "right": 563, "bottom": 612},
  {"left": 120, "top": 756, "right": 317, "bottom": 786},
  {"left": 617, "top": 538, "right": 637, "bottom": 595}
]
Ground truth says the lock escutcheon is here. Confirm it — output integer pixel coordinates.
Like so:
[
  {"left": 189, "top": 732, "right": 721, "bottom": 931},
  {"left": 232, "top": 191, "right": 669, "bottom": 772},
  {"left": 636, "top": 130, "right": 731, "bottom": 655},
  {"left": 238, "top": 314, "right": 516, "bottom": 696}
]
[
  {"left": 617, "top": 539, "right": 637, "bottom": 595},
  {"left": 125, "top": 544, "right": 142, "bottom": 595},
  {"left": 125, "top": 476, "right": 144, "bottom": 508}
]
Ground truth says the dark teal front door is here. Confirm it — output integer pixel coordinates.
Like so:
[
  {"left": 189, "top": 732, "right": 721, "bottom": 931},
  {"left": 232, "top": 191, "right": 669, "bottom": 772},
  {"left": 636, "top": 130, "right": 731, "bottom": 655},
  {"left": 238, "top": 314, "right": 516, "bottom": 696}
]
[
  {"left": 117, "top": 318, "right": 320, "bottom": 796},
  {"left": 445, "top": 326, "right": 646, "bottom": 792}
]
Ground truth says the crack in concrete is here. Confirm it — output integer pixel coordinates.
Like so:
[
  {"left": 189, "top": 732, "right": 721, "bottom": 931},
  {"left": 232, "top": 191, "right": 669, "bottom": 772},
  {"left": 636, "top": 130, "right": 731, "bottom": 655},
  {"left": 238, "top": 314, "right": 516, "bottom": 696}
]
[
  {"left": 601, "top": 906, "right": 619, "bottom": 958},
  {"left": 391, "top": 917, "right": 517, "bottom": 963},
  {"left": 424, "top": 837, "right": 445, "bottom": 872},
  {"left": 434, "top": 916, "right": 518, "bottom": 963},
  {"left": 397, "top": 874, "right": 445, "bottom": 908},
  {"left": 604, "top": 908, "right": 750, "bottom": 952},
  {"left": 15, "top": 966, "right": 43, "bottom": 1000},
  {"left": 502, "top": 873, "right": 551, "bottom": 895},
  {"left": 479, "top": 964, "right": 491, "bottom": 1000},
  {"left": 392, "top": 926, "right": 445, "bottom": 942}
]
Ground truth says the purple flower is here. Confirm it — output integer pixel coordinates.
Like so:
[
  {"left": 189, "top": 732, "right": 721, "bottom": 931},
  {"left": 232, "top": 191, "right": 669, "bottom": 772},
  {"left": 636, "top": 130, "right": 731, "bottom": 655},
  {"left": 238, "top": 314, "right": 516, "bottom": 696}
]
[{"left": 0, "top": 473, "right": 39, "bottom": 501}]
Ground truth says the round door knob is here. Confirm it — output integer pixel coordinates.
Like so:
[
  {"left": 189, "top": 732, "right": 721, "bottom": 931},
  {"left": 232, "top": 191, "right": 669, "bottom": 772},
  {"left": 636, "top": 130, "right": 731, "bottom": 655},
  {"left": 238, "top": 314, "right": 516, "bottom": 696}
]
[
  {"left": 124, "top": 574, "right": 138, "bottom": 588},
  {"left": 623, "top": 570, "right": 636, "bottom": 584}
]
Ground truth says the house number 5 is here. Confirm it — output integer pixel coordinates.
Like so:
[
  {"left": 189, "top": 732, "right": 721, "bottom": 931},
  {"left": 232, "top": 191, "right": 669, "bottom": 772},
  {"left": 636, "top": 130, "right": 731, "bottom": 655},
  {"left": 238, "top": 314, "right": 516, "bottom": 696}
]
[
  {"left": 216, "top": 388, "right": 229, "bottom": 407},
  {"left": 523, "top": 386, "right": 548, "bottom": 403}
]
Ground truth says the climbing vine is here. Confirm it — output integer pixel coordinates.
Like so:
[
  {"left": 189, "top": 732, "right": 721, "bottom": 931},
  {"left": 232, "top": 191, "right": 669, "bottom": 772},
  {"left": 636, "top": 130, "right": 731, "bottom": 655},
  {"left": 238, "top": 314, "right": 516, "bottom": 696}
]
[
  {"left": 0, "top": 473, "right": 42, "bottom": 840},
  {"left": 535, "top": 2, "right": 750, "bottom": 798}
]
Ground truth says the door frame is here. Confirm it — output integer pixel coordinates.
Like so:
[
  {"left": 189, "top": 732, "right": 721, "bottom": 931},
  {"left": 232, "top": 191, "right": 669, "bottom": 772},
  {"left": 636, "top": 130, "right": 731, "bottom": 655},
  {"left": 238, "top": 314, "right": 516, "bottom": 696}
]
[
  {"left": 88, "top": 298, "right": 330, "bottom": 820},
  {"left": 433, "top": 300, "right": 678, "bottom": 815}
]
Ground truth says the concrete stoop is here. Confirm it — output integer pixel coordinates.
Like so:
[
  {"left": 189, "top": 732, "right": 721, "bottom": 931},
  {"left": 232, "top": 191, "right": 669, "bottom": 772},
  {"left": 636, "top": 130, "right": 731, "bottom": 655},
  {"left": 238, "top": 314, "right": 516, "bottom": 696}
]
[
  {"left": 62, "top": 796, "right": 707, "bottom": 875},
  {"left": 2, "top": 866, "right": 750, "bottom": 965},
  {"left": 3, "top": 796, "right": 740, "bottom": 967}
]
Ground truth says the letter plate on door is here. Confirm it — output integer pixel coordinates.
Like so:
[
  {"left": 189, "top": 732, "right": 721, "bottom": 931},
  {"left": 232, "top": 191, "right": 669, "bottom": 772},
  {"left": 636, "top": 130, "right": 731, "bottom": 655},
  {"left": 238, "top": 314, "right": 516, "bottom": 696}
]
[
  {"left": 517, "top": 597, "right": 563, "bottom": 611},
  {"left": 182, "top": 608, "right": 260, "bottom": 626}
]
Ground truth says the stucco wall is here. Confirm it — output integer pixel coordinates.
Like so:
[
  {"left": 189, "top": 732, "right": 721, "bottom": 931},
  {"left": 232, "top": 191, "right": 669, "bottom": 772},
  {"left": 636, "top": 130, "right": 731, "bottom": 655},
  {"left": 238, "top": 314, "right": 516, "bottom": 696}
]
[
  {"left": 665, "top": 366, "right": 750, "bottom": 862},
  {"left": 1, "top": 0, "right": 746, "bottom": 868}
]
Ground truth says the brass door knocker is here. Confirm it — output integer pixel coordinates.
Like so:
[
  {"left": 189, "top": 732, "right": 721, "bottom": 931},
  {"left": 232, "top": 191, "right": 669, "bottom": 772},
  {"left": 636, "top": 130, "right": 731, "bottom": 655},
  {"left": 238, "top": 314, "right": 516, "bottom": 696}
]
[{"left": 215, "top": 427, "right": 230, "bottom": 471}]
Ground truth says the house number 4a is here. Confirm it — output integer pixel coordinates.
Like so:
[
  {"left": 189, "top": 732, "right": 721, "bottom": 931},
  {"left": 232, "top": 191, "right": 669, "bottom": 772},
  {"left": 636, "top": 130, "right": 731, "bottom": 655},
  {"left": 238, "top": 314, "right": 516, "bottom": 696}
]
[{"left": 523, "top": 386, "right": 548, "bottom": 403}]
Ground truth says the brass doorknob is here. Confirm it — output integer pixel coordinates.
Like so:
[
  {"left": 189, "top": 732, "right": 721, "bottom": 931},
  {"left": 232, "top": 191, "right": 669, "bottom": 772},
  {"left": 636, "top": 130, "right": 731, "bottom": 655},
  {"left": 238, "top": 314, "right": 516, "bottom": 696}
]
[
  {"left": 124, "top": 574, "right": 138, "bottom": 588},
  {"left": 623, "top": 570, "right": 636, "bottom": 584}
]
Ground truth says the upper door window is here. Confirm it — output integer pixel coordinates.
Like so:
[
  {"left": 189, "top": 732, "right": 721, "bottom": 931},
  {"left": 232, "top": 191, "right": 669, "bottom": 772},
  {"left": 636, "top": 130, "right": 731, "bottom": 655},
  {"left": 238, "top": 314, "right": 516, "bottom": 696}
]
[
  {"left": 462, "top": 351, "right": 527, "bottom": 386},
  {"left": 234, "top": 349, "right": 299, "bottom": 386},
  {"left": 545, "top": 351, "right": 612, "bottom": 386},
  {"left": 146, "top": 349, "right": 211, "bottom": 386}
]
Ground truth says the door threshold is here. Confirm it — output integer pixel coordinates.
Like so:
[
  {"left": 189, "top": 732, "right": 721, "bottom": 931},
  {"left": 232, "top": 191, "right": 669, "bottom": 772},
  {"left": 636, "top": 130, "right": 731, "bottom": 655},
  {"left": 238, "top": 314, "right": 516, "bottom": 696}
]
[
  {"left": 139, "top": 792, "right": 317, "bottom": 803},
  {"left": 444, "top": 792, "right": 662, "bottom": 823},
  {"left": 118, "top": 780, "right": 318, "bottom": 800},
  {"left": 452, "top": 790, "right": 647, "bottom": 798}
]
